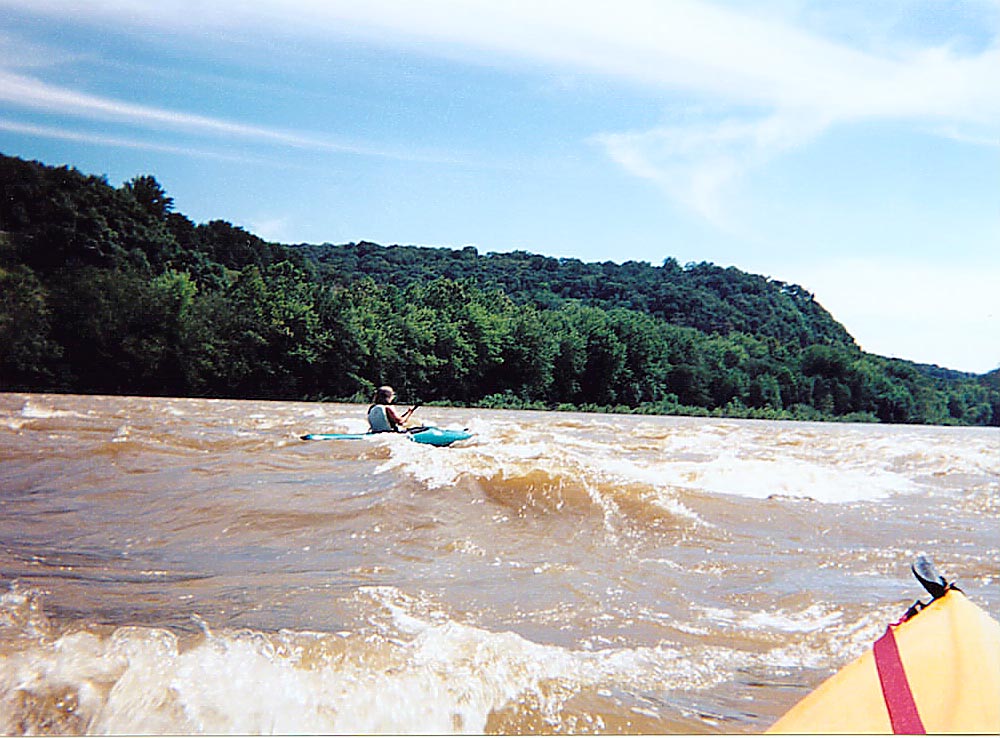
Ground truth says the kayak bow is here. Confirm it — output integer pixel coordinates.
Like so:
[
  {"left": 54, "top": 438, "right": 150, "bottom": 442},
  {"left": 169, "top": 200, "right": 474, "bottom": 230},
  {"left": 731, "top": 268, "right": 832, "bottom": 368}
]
[{"left": 768, "top": 558, "right": 1000, "bottom": 734}]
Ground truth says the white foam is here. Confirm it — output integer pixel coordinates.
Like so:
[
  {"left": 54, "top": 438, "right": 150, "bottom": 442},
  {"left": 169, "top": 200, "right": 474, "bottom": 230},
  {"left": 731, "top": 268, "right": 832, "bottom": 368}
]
[
  {"left": 758, "top": 606, "right": 896, "bottom": 670},
  {"left": 357, "top": 585, "right": 752, "bottom": 715},
  {"left": 656, "top": 453, "right": 917, "bottom": 503},
  {"left": 111, "top": 425, "right": 131, "bottom": 443},
  {"left": 0, "top": 614, "right": 664, "bottom": 733},
  {"left": 640, "top": 419, "right": 998, "bottom": 503},
  {"left": 588, "top": 455, "right": 707, "bottom": 524},
  {"left": 18, "top": 400, "right": 86, "bottom": 420},
  {"left": 697, "top": 603, "right": 843, "bottom": 633},
  {"left": 341, "top": 417, "right": 372, "bottom": 434},
  {"left": 0, "top": 583, "right": 903, "bottom": 735}
]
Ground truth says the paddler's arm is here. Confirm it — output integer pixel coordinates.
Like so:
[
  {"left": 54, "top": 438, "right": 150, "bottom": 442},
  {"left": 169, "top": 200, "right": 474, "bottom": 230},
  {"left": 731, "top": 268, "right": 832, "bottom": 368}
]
[
  {"left": 397, "top": 402, "right": 421, "bottom": 424},
  {"left": 386, "top": 405, "right": 415, "bottom": 428}
]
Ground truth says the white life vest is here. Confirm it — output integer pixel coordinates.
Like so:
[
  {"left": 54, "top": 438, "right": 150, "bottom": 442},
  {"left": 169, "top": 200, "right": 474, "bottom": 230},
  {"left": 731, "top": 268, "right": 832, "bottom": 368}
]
[{"left": 367, "top": 404, "right": 396, "bottom": 433}]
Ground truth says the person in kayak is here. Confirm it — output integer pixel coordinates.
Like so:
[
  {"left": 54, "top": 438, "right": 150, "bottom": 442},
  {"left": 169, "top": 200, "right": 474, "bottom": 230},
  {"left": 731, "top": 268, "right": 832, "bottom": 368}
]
[{"left": 367, "top": 385, "right": 416, "bottom": 433}]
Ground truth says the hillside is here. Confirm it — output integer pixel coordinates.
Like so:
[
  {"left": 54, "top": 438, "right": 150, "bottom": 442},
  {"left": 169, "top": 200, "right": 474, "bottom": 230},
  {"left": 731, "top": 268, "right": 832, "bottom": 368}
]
[
  {"left": 1, "top": 153, "right": 998, "bottom": 425},
  {"left": 296, "top": 242, "right": 855, "bottom": 349}
]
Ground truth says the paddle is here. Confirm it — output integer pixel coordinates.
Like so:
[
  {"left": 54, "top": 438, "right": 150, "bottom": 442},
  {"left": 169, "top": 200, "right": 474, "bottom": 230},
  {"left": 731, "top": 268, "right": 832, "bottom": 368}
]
[
  {"left": 912, "top": 556, "right": 950, "bottom": 600},
  {"left": 400, "top": 401, "right": 425, "bottom": 433}
]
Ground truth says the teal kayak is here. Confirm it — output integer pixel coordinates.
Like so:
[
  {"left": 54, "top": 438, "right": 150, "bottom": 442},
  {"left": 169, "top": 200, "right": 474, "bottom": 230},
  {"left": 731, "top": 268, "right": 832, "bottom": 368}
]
[{"left": 300, "top": 426, "right": 473, "bottom": 447}]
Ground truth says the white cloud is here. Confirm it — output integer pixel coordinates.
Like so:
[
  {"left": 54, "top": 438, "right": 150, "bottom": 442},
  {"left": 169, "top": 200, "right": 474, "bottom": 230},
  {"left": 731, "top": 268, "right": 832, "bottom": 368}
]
[
  {"left": 6, "top": 1, "right": 998, "bottom": 121},
  {"left": 0, "top": 118, "right": 284, "bottom": 165},
  {"left": 2, "top": 0, "right": 998, "bottom": 221},
  {"left": 0, "top": 70, "right": 372, "bottom": 154},
  {"left": 0, "top": 30, "right": 86, "bottom": 70},
  {"left": 592, "top": 109, "right": 831, "bottom": 225},
  {"left": 25, "top": 0, "right": 984, "bottom": 225},
  {"left": 932, "top": 125, "right": 1000, "bottom": 149},
  {"left": 0, "top": 68, "right": 474, "bottom": 165}
]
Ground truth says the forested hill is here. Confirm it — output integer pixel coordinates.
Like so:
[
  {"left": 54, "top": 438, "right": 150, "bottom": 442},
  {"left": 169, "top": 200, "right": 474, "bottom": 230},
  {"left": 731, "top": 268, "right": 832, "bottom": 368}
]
[
  {"left": 2, "top": 152, "right": 998, "bottom": 426},
  {"left": 296, "top": 242, "right": 855, "bottom": 349}
]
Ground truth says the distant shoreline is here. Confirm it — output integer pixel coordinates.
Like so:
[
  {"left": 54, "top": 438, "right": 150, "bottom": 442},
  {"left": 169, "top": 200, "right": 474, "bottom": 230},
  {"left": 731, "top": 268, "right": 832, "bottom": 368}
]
[{"left": 8, "top": 390, "right": 980, "bottom": 428}]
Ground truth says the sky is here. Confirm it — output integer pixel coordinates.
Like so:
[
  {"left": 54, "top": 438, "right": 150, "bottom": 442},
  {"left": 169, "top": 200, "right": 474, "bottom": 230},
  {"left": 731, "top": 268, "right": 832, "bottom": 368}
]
[{"left": 1, "top": 1, "right": 998, "bottom": 374}]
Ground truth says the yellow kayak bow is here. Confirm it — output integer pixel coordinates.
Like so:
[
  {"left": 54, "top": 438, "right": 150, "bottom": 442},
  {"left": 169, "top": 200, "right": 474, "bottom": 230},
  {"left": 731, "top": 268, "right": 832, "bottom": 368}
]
[{"left": 769, "top": 559, "right": 1000, "bottom": 734}]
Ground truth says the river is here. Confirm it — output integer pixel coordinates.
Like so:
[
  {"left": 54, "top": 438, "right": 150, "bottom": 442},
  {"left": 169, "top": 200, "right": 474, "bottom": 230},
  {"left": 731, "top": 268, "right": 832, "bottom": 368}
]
[{"left": 0, "top": 392, "right": 997, "bottom": 734}]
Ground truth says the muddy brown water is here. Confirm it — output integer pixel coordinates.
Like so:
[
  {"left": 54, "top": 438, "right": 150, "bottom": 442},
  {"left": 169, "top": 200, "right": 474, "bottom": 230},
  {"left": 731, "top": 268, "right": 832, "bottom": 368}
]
[{"left": 1, "top": 393, "right": 997, "bottom": 733}]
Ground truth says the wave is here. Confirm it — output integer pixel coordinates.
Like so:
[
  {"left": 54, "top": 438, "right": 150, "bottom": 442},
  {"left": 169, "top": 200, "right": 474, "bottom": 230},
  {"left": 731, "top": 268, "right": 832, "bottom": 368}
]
[
  {"left": 363, "top": 414, "right": 1000, "bottom": 534},
  {"left": 370, "top": 417, "right": 711, "bottom": 539},
  {"left": 0, "top": 583, "right": 893, "bottom": 735}
]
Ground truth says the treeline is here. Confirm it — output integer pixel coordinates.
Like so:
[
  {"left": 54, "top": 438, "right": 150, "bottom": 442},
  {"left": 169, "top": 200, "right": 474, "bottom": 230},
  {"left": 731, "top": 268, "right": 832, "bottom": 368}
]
[
  {"left": 1, "top": 153, "right": 998, "bottom": 426},
  {"left": 297, "top": 241, "right": 855, "bottom": 349}
]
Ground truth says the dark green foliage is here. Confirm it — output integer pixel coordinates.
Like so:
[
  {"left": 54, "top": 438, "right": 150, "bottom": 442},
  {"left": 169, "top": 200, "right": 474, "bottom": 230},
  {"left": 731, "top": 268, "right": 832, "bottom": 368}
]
[
  {"left": 298, "top": 243, "right": 855, "bottom": 348},
  {"left": 122, "top": 175, "right": 173, "bottom": 219},
  {"left": 1, "top": 153, "right": 996, "bottom": 425},
  {"left": 0, "top": 260, "right": 63, "bottom": 388}
]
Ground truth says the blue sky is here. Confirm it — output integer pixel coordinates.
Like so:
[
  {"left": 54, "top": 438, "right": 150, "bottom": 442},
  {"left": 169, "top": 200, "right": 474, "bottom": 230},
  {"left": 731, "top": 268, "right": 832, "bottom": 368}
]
[{"left": 1, "top": 1, "right": 998, "bottom": 373}]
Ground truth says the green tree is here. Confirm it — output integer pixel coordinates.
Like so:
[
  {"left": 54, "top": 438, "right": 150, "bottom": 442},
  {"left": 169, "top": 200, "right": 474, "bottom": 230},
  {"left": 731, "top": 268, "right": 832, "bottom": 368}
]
[
  {"left": 121, "top": 175, "right": 174, "bottom": 219},
  {"left": 0, "top": 263, "right": 62, "bottom": 388}
]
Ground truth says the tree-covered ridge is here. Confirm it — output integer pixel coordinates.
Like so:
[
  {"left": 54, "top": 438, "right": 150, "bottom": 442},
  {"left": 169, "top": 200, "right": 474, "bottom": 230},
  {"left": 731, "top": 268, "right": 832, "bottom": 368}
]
[
  {"left": 2, "top": 152, "right": 998, "bottom": 426},
  {"left": 297, "top": 241, "right": 855, "bottom": 349}
]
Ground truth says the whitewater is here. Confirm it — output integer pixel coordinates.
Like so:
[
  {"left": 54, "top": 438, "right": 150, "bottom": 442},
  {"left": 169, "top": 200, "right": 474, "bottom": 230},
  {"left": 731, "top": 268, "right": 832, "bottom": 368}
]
[{"left": 0, "top": 393, "right": 996, "bottom": 733}]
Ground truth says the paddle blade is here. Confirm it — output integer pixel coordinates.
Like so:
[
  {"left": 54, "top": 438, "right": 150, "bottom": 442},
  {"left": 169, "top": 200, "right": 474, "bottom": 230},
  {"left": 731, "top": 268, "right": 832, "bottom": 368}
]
[{"left": 912, "top": 556, "right": 949, "bottom": 600}]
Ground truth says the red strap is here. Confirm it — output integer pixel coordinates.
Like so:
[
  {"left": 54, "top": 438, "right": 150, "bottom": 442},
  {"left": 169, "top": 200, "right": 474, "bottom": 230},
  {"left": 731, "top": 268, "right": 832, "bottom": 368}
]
[{"left": 873, "top": 625, "right": 926, "bottom": 734}]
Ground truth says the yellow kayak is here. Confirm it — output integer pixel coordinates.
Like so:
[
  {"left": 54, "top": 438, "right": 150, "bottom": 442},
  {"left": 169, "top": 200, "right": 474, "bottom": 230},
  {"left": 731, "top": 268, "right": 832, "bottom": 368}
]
[{"left": 768, "top": 564, "right": 1000, "bottom": 734}]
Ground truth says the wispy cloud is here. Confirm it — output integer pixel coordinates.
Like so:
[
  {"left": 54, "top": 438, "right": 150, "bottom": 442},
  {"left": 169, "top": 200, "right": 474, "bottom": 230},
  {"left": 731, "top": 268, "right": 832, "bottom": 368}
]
[
  {"left": 2, "top": 0, "right": 999, "bottom": 223},
  {"left": 270, "top": 0, "right": 996, "bottom": 224},
  {"left": 931, "top": 125, "right": 1000, "bottom": 149},
  {"left": 0, "top": 69, "right": 471, "bottom": 166},
  {"left": 0, "top": 118, "right": 293, "bottom": 166},
  {"left": 0, "top": 63, "right": 478, "bottom": 165},
  {"left": 31, "top": 0, "right": 994, "bottom": 119},
  {"left": 0, "top": 29, "right": 85, "bottom": 70},
  {"left": 8, "top": 1, "right": 999, "bottom": 118},
  {"left": 592, "top": 109, "right": 831, "bottom": 224}
]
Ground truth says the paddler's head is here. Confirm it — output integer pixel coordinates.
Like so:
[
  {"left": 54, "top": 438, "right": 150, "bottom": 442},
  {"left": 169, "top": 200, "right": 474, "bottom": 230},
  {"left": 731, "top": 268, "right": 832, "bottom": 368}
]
[{"left": 374, "top": 385, "right": 395, "bottom": 404}]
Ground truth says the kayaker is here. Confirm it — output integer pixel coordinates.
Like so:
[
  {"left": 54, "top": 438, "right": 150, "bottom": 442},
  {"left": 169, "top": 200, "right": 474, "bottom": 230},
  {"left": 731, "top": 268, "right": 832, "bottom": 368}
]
[{"left": 367, "top": 385, "right": 416, "bottom": 433}]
